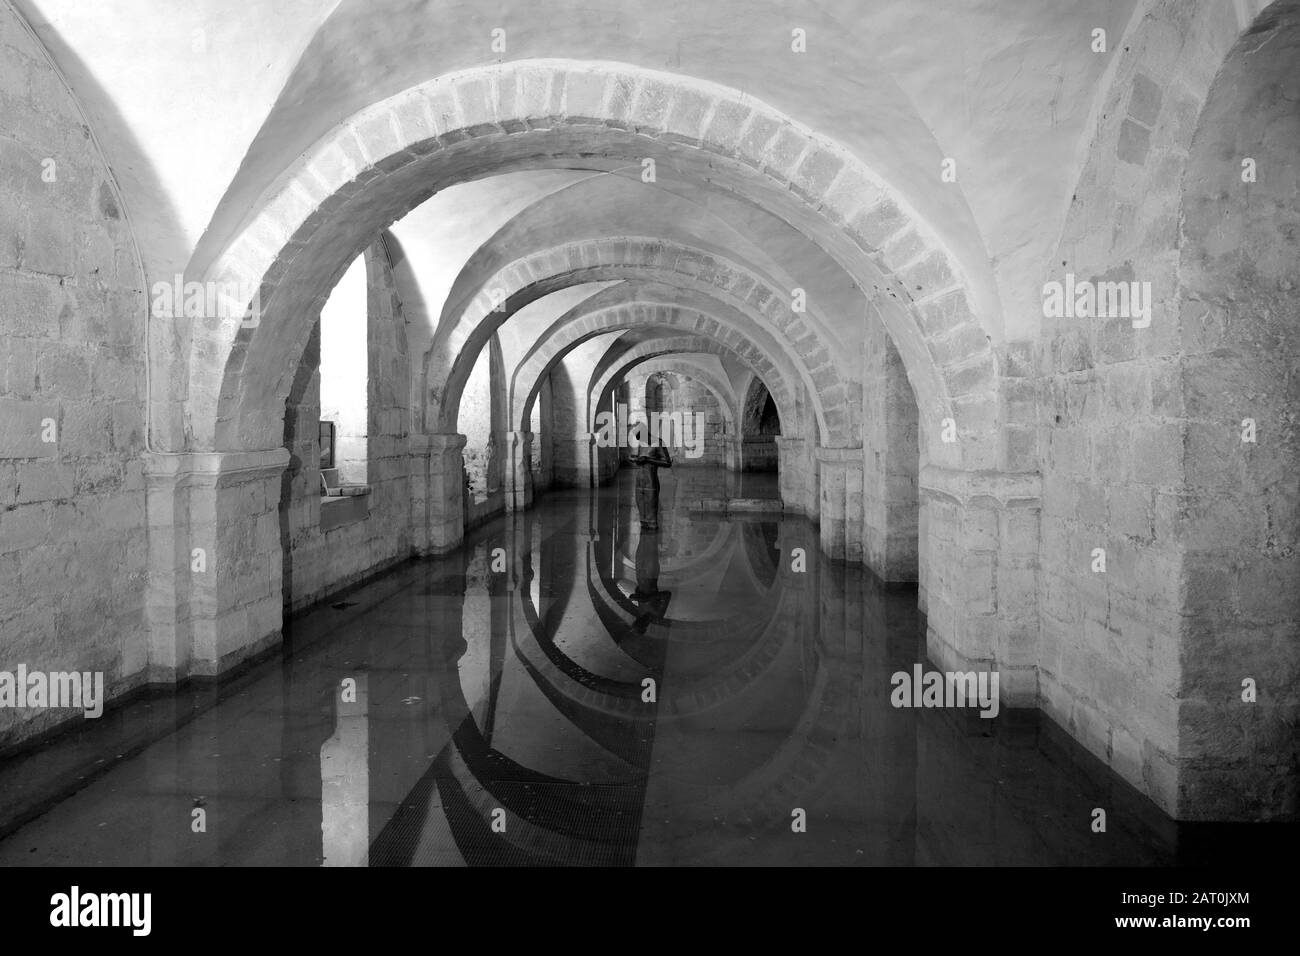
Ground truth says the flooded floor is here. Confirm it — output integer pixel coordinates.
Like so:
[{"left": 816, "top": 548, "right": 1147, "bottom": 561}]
[{"left": 0, "top": 467, "right": 1287, "bottom": 866}]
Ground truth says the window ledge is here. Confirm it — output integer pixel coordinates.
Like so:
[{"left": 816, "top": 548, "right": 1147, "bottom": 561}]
[
  {"left": 323, "top": 483, "right": 372, "bottom": 497},
  {"left": 320, "top": 492, "right": 370, "bottom": 531}
]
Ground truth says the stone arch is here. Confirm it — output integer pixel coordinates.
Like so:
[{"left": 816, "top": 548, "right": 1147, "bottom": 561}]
[
  {"left": 507, "top": 331, "right": 771, "bottom": 502},
  {"left": 432, "top": 239, "right": 838, "bottom": 442},
  {"left": 167, "top": 58, "right": 1016, "bottom": 709},
  {"left": 510, "top": 300, "right": 797, "bottom": 432},
  {"left": 621, "top": 358, "right": 739, "bottom": 469},
  {"left": 588, "top": 339, "right": 761, "bottom": 435},
  {"left": 604, "top": 355, "right": 737, "bottom": 430},
  {"left": 584, "top": 332, "right": 816, "bottom": 514},
  {"left": 187, "top": 59, "right": 997, "bottom": 469},
  {"left": 507, "top": 278, "right": 796, "bottom": 418},
  {"left": 438, "top": 171, "right": 858, "bottom": 377}
]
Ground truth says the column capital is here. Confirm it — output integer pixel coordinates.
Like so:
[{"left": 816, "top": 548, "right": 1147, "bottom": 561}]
[
  {"left": 142, "top": 448, "right": 289, "bottom": 486},
  {"left": 919, "top": 466, "right": 1041, "bottom": 506}
]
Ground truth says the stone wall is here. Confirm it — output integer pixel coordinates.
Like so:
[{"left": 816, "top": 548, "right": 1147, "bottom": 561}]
[
  {"left": 0, "top": 4, "right": 148, "bottom": 747},
  {"left": 1170, "top": 2, "right": 1300, "bottom": 819},
  {"left": 1034, "top": 0, "right": 1272, "bottom": 817},
  {"left": 624, "top": 367, "right": 728, "bottom": 468}
]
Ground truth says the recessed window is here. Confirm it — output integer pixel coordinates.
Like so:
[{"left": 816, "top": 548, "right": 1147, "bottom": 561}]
[
  {"left": 319, "top": 420, "right": 336, "bottom": 470},
  {"left": 318, "top": 255, "right": 372, "bottom": 527}
]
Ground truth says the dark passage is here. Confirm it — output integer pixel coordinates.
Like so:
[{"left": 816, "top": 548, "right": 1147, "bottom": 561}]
[{"left": 0, "top": 469, "right": 1281, "bottom": 866}]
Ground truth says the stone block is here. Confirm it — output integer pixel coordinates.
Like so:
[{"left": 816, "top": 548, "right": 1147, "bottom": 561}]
[
  {"left": 563, "top": 70, "right": 606, "bottom": 122},
  {"left": 849, "top": 200, "right": 906, "bottom": 249},
  {"left": 14, "top": 459, "right": 73, "bottom": 503},
  {"left": 0, "top": 269, "right": 62, "bottom": 338},
  {"left": 0, "top": 501, "right": 48, "bottom": 553},
  {"left": 1116, "top": 118, "right": 1151, "bottom": 165},
  {"left": 0, "top": 397, "right": 59, "bottom": 458},
  {"left": 1127, "top": 73, "right": 1163, "bottom": 127}
]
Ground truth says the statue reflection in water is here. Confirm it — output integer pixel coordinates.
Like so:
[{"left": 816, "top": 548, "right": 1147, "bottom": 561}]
[
  {"left": 629, "top": 526, "right": 672, "bottom": 626},
  {"left": 628, "top": 443, "right": 673, "bottom": 627}
]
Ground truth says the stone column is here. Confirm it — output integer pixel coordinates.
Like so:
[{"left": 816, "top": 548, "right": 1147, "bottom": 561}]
[
  {"left": 724, "top": 436, "right": 742, "bottom": 472},
  {"left": 408, "top": 434, "right": 433, "bottom": 556},
  {"left": 816, "top": 445, "right": 865, "bottom": 563},
  {"left": 505, "top": 430, "right": 534, "bottom": 512},
  {"left": 144, "top": 448, "right": 289, "bottom": 680},
  {"left": 918, "top": 465, "right": 1041, "bottom": 705},
  {"left": 427, "top": 433, "right": 467, "bottom": 553},
  {"left": 774, "top": 436, "right": 805, "bottom": 513}
]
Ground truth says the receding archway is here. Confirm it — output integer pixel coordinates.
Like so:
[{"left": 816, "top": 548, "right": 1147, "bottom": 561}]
[
  {"left": 428, "top": 240, "right": 840, "bottom": 445},
  {"left": 163, "top": 58, "right": 1015, "bottom": 720},
  {"left": 186, "top": 61, "right": 999, "bottom": 468},
  {"left": 588, "top": 343, "right": 758, "bottom": 483},
  {"left": 741, "top": 376, "right": 781, "bottom": 474}
]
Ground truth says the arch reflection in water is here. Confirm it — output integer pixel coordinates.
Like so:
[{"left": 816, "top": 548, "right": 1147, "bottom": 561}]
[
  {"left": 358, "top": 469, "right": 1178, "bottom": 866},
  {"left": 0, "top": 470, "right": 1209, "bottom": 866}
]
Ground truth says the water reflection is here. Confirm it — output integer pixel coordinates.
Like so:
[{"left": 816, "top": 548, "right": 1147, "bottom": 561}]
[
  {"left": 357, "top": 470, "right": 1182, "bottom": 867},
  {"left": 321, "top": 673, "right": 368, "bottom": 867},
  {"left": 0, "top": 469, "right": 1272, "bottom": 866}
]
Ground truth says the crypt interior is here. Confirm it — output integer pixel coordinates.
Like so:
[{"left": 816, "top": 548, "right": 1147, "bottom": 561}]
[{"left": 0, "top": 0, "right": 1297, "bottom": 865}]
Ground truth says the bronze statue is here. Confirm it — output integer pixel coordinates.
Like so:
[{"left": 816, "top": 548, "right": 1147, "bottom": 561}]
[{"left": 628, "top": 443, "right": 672, "bottom": 530}]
